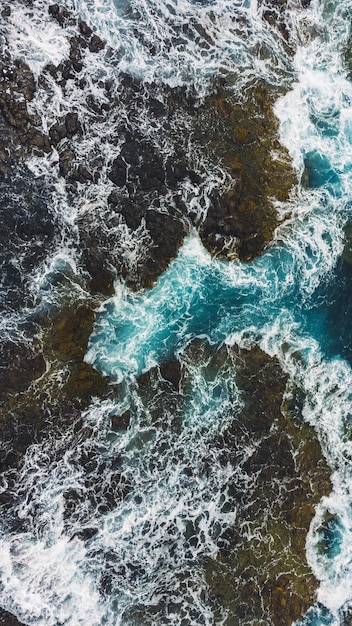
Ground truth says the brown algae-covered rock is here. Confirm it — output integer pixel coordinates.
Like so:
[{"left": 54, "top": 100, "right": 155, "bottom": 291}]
[
  {"left": 199, "top": 82, "right": 297, "bottom": 261},
  {"left": 203, "top": 344, "right": 331, "bottom": 626},
  {"left": 131, "top": 341, "right": 331, "bottom": 625},
  {"left": 0, "top": 300, "right": 111, "bottom": 474}
]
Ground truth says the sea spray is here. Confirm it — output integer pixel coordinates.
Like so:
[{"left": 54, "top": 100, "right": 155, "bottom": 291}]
[{"left": 2, "top": 0, "right": 352, "bottom": 624}]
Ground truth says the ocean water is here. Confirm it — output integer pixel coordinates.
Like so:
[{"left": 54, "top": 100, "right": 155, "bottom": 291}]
[{"left": 2, "top": 0, "right": 352, "bottom": 624}]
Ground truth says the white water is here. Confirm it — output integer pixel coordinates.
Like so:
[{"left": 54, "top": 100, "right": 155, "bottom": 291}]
[{"left": 2, "top": 0, "right": 352, "bottom": 624}]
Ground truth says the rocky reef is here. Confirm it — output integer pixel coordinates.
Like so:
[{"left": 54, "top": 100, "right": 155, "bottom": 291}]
[
  {"left": 135, "top": 341, "right": 331, "bottom": 625},
  {"left": 202, "top": 344, "right": 331, "bottom": 626},
  {"left": 0, "top": 2, "right": 298, "bottom": 293},
  {"left": 0, "top": 2, "right": 329, "bottom": 623}
]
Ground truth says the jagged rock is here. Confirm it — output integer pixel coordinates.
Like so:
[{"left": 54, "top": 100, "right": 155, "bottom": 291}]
[
  {"left": 108, "top": 156, "right": 127, "bottom": 187},
  {"left": 141, "top": 210, "right": 187, "bottom": 286},
  {"left": 0, "top": 58, "right": 50, "bottom": 161},
  {"left": 1, "top": 6, "right": 11, "bottom": 18},
  {"left": 89, "top": 33, "right": 105, "bottom": 53},
  {"left": 0, "top": 164, "right": 59, "bottom": 311},
  {"left": 48, "top": 5, "right": 105, "bottom": 53},
  {"left": 48, "top": 4, "right": 74, "bottom": 27},
  {"left": 258, "top": 0, "right": 312, "bottom": 44}
]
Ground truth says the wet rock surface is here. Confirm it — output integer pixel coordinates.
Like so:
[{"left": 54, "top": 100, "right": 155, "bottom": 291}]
[
  {"left": 140, "top": 341, "right": 331, "bottom": 626},
  {"left": 202, "top": 344, "right": 330, "bottom": 626},
  {"left": 0, "top": 58, "right": 50, "bottom": 171},
  {"left": 198, "top": 82, "right": 296, "bottom": 260},
  {"left": 258, "top": 0, "right": 312, "bottom": 45},
  {"left": 0, "top": 608, "right": 25, "bottom": 626},
  {"left": 0, "top": 165, "right": 60, "bottom": 312},
  {"left": 0, "top": 299, "right": 111, "bottom": 482}
]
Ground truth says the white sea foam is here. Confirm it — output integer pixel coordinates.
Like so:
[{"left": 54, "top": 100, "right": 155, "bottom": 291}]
[{"left": 3, "top": 0, "right": 352, "bottom": 624}]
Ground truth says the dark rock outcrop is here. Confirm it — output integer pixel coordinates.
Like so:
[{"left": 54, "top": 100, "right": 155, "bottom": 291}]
[
  {"left": 0, "top": 608, "right": 25, "bottom": 626},
  {"left": 199, "top": 83, "right": 296, "bottom": 261},
  {"left": 140, "top": 341, "right": 331, "bottom": 626},
  {"left": 201, "top": 344, "right": 331, "bottom": 626},
  {"left": 0, "top": 58, "right": 50, "bottom": 170},
  {"left": 0, "top": 165, "right": 60, "bottom": 312}
]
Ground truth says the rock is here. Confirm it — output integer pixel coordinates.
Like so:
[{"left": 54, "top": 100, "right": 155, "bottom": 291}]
[
  {"left": 49, "top": 111, "right": 81, "bottom": 146},
  {"left": 199, "top": 82, "right": 296, "bottom": 261},
  {"left": 141, "top": 210, "right": 187, "bottom": 286},
  {"left": 159, "top": 361, "right": 182, "bottom": 389},
  {"left": 0, "top": 297, "right": 112, "bottom": 484},
  {"left": 120, "top": 196, "right": 146, "bottom": 229},
  {"left": 111, "top": 410, "right": 130, "bottom": 431},
  {"left": 0, "top": 341, "right": 45, "bottom": 401},
  {"left": 108, "top": 156, "right": 127, "bottom": 187},
  {"left": 48, "top": 4, "right": 75, "bottom": 27},
  {"left": 69, "top": 37, "right": 84, "bottom": 73},
  {"left": 203, "top": 344, "right": 331, "bottom": 626},
  {"left": 62, "top": 361, "right": 109, "bottom": 406},
  {"left": 65, "top": 111, "right": 80, "bottom": 136},
  {"left": 45, "top": 304, "right": 95, "bottom": 362},
  {"left": 63, "top": 458, "right": 130, "bottom": 528},
  {"left": 120, "top": 140, "right": 140, "bottom": 166},
  {"left": 1, "top": 5, "right": 11, "bottom": 18},
  {"left": 0, "top": 608, "right": 25, "bottom": 626},
  {"left": 0, "top": 58, "right": 50, "bottom": 158},
  {"left": 79, "top": 20, "right": 93, "bottom": 39},
  {"left": 89, "top": 34, "right": 105, "bottom": 53}
]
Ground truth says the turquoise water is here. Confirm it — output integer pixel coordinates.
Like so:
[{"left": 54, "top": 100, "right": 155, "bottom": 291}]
[{"left": 2, "top": 0, "right": 352, "bottom": 624}]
